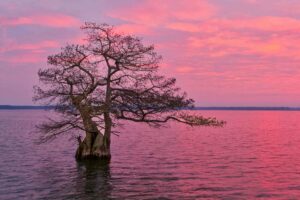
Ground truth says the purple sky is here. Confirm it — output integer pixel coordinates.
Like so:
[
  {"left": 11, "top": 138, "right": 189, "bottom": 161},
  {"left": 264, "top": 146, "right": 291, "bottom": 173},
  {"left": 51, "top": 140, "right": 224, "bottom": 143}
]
[{"left": 1, "top": 0, "right": 300, "bottom": 106}]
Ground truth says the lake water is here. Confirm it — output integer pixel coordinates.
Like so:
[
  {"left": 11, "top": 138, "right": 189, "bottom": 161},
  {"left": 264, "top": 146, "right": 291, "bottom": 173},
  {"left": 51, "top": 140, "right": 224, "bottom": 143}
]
[{"left": 1, "top": 110, "right": 300, "bottom": 199}]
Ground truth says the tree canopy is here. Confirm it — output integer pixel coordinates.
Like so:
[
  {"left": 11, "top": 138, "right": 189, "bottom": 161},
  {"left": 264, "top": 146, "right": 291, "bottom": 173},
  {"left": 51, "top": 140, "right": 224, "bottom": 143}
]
[{"left": 34, "top": 23, "right": 225, "bottom": 159}]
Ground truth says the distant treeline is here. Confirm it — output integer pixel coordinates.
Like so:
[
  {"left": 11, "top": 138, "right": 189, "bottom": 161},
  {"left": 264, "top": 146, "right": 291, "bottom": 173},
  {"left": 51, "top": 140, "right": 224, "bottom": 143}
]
[
  {"left": 194, "top": 107, "right": 300, "bottom": 111},
  {"left": 1, "top": 105, "right": 300, "bottom": 110},
  {"left": 0, "top": 105, "right": 54, "bottom": 110}
]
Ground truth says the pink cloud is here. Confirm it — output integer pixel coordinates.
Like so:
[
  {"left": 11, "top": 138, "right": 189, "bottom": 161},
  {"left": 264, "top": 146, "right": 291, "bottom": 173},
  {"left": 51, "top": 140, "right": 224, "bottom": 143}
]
[
  {"left": 108, "top": 0, "right": 216, "bottom": 27},
  {"left": 166, "top": 22, "right": 202, "bottom": 33},
  {"left": 175, "top": 66, "right": 195, "bottom": 73},
  {"left": 168, "top": 20, "right": 300, "bottom": 61},
  {"left": 242, "top": 0, "right": 300, "bottom": 17},
  {"left": 1, "top": 14, "right": 81, "bottom": 27},
  {"left": 188, "top": 35, "right": 283, "bottom": 57},
  {"left": 0, "top": 52, "right": 44, "bottom": 63},
  {"left": 0, "top": 40, "right": 59, "bottom": 53},
  {"left": 244, "top": 0, "right": 258, "bottom": 4},
  {"left": 15, "top": 41, "right": 58, "bottom": 51},
  {"left": 167, "top": 16, "right": 300, "bottom": 33},
  {"left": 218, "top": 17, "right": 300, "bottom": 32},
  {"left": 0, "top": 40, "right": 60, "bottom": 63},
  {"left": 162, "top": 16, "right": 300, "bottom": 59},
  {"left": 114, "top": 24, "right": 153, "bottom": 35}
]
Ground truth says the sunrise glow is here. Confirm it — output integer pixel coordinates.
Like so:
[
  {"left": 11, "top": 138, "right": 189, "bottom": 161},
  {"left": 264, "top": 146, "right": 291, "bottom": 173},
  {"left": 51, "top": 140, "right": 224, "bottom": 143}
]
[{"left": 1, "top": 0, "right": 300, "bottom": 106}]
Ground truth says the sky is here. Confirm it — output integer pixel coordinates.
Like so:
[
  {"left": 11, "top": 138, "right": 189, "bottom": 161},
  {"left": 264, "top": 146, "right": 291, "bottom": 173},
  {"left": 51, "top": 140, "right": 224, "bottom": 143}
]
[{"left": 1, "top": 0, "right": 300, "bottom": 106}]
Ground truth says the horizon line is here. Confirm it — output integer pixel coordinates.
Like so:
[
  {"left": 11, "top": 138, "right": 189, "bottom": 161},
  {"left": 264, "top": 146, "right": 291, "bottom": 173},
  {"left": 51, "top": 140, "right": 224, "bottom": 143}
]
[{"left": 1, "top": 105, "right": 300, "bottom": 111}]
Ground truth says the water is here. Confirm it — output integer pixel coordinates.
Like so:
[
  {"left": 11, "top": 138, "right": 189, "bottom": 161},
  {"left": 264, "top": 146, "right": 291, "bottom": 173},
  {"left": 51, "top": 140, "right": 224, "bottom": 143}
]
[{"left": 1, "top": 110, "right": 300, "bottom": 199}]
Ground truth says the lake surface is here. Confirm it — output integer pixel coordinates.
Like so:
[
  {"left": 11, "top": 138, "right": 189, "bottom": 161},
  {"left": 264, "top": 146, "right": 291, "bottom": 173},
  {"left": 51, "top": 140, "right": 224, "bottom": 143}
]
[{"left": 1, "top": 110, "right": 300, "bottom": 199}]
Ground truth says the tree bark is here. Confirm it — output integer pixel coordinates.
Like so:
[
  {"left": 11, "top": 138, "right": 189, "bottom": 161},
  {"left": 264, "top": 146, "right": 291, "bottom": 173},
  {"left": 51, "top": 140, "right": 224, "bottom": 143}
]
[
  {"left": 75, "top": 131, "right": 111, "bottom": 160},
  {"left": 75, "top": 108, "right": 111, "bottom": 160}
]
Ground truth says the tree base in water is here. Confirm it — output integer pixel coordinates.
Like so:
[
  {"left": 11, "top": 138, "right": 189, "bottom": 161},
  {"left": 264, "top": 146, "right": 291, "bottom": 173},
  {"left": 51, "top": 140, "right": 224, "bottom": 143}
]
[
  {"left": 75, "top": 153, "right": 111, "bottom": 161},
  {"left": 75, "top": 146, "right": 111, "bottom": 160},
  {"left": 75, "top": 132, "right": 111, "bottom": 161}
]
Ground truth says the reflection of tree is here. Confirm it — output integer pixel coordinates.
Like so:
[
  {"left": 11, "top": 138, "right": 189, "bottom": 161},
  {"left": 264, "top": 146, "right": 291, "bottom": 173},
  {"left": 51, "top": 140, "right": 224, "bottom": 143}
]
[{"left": 75, "top": 160, "right": 113, "bottom": 199}]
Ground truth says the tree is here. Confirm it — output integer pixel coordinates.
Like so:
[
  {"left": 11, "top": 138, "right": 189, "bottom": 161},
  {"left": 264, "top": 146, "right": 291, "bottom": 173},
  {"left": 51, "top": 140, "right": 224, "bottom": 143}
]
[{"left": 34, "top": 23, "right": 225, "bottom": 160}]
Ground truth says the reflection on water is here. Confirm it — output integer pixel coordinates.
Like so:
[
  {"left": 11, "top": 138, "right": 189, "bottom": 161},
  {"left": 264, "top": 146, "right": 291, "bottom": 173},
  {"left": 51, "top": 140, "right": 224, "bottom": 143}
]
[
  {"left": 1, "top": 110, "right": 300, "bottom": 199},
  {"left": 74, "top": 160, "right": 112, "bottom": 200}
]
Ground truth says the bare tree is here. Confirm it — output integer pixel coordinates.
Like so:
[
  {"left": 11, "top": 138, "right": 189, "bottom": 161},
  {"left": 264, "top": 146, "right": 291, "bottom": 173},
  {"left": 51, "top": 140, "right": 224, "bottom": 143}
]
[{"left": 34, "top": 23, "right": 225, "bottom": 160}]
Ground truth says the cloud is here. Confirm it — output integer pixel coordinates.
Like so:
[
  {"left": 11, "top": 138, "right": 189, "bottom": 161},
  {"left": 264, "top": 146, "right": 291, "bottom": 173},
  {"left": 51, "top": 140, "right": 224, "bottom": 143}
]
[
  {"left": 166, "top": 22, "right": 203, "bottom": 33},
  {"left": 188, "top": 35, "right": 284, "bottom": 57},
  {"left": 217, "top": 16, "right": 300, "bottom": 32},
  {"left": 0, "top": 13, "right": 82, "bottom": 64},
  {"left": 161, "top": 16, "right": 300, "bottom": 59},
  {"left": 1, "top": 14, "right": 81, "bottom": 27},
  {"left": 167, "top": 16, "right": 300, "bottom": 33},
  {"left": 114, "top": 23, "right": 153, "bottom": 35},
  {"left": 175, "top": 66, "right": 196, "bottom": 73},
  {"left": 0, "top": 40, "right": 60, "bottom": 64},
  {"left": 0, "top": 51, "right": 45, "bottom": 63},
  {"left": 1, "top": 0, "right": 300, "bottom": 106},
  {"left": 107, "top": 0, "right": 216, "bottom": 26},
  {"left": 1, "top": 40, "right": 59, "bottom": 52},
  {"left": 244, "top": 0, "right": 258, "bottom": 4}
]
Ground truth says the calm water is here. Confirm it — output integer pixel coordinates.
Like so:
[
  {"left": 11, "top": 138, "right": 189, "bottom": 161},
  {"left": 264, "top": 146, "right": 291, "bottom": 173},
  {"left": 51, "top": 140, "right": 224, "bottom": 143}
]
[{"left": 1, "top": 110, "right": 300, "bottom": 199}]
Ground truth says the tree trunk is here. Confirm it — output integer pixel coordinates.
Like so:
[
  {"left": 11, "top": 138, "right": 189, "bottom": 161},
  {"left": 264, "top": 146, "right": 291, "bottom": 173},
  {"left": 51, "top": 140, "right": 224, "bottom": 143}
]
[
  {"left": 75, "top": 111, "right": 111, "bottom": 160},
  {"left": 75, "top": 132, "right": 111, "bottom": 160}
]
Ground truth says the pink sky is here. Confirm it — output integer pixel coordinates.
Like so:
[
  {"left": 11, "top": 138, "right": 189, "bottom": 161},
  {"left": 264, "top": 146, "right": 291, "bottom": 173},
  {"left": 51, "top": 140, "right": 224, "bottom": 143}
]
[{"left": 1, "top": 0, "right": 300, "bottom": 106}]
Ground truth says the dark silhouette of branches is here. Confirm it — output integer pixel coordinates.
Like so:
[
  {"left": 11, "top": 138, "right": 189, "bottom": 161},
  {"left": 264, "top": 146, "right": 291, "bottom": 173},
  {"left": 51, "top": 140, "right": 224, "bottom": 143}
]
[{"left": 34, "top": 22, "right": 225, "bottom": 148}]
